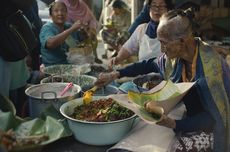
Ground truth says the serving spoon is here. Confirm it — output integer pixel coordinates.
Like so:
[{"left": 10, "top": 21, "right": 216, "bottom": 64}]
[{"left": 82, "top": 86, "right": 98, "bottom": 104}]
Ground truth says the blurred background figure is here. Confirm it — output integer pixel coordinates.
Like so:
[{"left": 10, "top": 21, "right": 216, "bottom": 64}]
[
  {"left": 100, "top": 0, "right": 131, "bottom": 59},
  {"left": 57, "top": 0, "right": 102, "bottom": 63},
  {"left": 193, "top": 0, "right": 224, "bottom": 40},
  {"left": 176, "top": 0, "right": 225, "bottom": 41},
  {"left": 0, "top": 0, "right": 36, "bottom": 117},
  {"left": 23, "top": 0, "right": 43, "bottom": 71}
]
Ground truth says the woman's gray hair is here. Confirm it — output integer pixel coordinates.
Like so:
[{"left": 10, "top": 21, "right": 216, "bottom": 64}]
[{"left": 158, "top": 9, "right": 194, "bottom": 40}]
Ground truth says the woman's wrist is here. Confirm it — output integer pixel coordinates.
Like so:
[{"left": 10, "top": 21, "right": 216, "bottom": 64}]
[
  {"left": 171, "top": 119, "right": 176, "bottom": 129},
  {"left": 113, "top": 57, "right": 118, "bottom": 65},
  {"left": 63, "top": 28, "right": 73, "bottom": 36},
  {"left": 111, "top": 71, "right": 120, "bottom": 80}
]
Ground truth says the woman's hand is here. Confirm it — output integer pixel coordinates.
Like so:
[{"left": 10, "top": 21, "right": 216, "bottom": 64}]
[
  {"left": 144, "top": 101, "right": 176, "bottom": 129},
  {"left": 108, "top": 57, "right": 118, "bottom": 71},
  {"left": 94, "top": 71, "right": 120, "bottom": 88},
  {"left": 156, "top": 115, "right": 176, "bottom": 129},
  {"left": 144, "top": 101, "right": 164, "bottom": 116},
  {"left": 71, "top": 20, "right": 82, "bottom": 31}
]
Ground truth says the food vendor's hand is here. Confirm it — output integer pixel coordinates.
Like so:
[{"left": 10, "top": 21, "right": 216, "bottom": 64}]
[
  {"left": 156, "top": 115, "right": 176, "bottom": 129},
  {"left": 108, "top": 57, "right": 118, "bottom": 71},
  {"left": 144, "top": 101, "right": 164, "bottom": 116},
  {"left": 71, "top": 20, "right": 82, "bottom": 31},
  {"left": 94, "top": 71, "right": 120, "bottom": 88}
]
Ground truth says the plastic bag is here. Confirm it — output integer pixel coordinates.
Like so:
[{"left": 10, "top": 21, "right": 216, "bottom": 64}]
[{"left": 66, "top": 46, "right": 95, "bottom": 65}]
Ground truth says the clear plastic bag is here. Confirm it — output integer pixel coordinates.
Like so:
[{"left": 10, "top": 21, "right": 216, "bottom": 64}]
[{"left": 66, "top": 46, "right": 95, "bottom": 65}]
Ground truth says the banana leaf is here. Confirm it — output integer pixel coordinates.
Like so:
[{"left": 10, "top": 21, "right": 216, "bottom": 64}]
[
  {"left": 0, "top": 110, "right": 71, "bottom": 152},
  {"left": 128, "top": 80, "right": 180, "bottom": 107},
  {"left": 109, "top": 80, "right": 195, "bottom": 124}
]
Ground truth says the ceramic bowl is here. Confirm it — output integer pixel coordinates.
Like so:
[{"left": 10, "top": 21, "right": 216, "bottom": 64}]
[{"left": 60, "top": 96, "right": 137, "bottom": 145}]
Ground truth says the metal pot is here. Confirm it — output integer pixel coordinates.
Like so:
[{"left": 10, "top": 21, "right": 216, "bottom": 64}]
[
  {"left": 25, "top": 83, "right": 81, "bottom": 118},
  {"left": 40, "top": 74, "right": 96, "bottom": 89},
  {"left": 60, "top": 96, "right": 137, "bottom": 146}
]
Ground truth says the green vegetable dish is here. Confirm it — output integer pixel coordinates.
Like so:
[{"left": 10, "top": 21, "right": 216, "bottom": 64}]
[{"left": 71, "top": 98, "right": 134, "bottom": 122}]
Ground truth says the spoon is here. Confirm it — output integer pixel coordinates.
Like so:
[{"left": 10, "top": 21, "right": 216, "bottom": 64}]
[
  {"left": 83, "top": 86, "right": 98, "bottom": 104},
  {"left": 60, "top": 82, "right": 73, "bottom": 96}
]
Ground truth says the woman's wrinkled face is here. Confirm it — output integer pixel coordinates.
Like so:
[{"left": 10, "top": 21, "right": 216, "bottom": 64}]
[
  {"left": 157, "top": 26, "right": 183, "bottom": 59},
  {"left": 50, "top": 2, "right": 67, "bottom": 25},
  {"left": 149, "top": 0, "right": 168, "bottom": 22}
]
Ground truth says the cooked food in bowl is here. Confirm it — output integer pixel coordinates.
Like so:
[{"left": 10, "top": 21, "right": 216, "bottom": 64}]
[
  {"left": 133, "top": 73, "right": 163, "bottom": 90},
  {"left": 142, "top": 80, "right": 162, "bottom": 90},
  {"left": 42, "top": 64, "right": 91, "bottom": 75},
  {"left": 60, "top": 96, "right": 137, "bottom": 145},
  {"left": 71, "top": 98, "right": 134, "bottom": 122},
  {"left": 88, "top": 64, "right": 109, "bottom": 77}
]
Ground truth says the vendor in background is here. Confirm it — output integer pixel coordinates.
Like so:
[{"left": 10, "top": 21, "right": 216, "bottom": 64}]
[
  {"left": 193, "top": 0, "right": 224, "bottom": 40},
  {"left": 108, "top": 0, "right": 174, "bottom": 68},
  {"left": 40, "top": 1, "right": 84, "bottom": 67},
  {"left": 57, "top": 0, "right": 102, "bottom": 64},
  {"left": 95, "top": 9, "right": 230, "bottom": 152},
  {"left": 178, "top": 0, "right": 225, "bottom": 41},
  {"left": 100, "top": 0, "right": 131, "bottom": 59}
]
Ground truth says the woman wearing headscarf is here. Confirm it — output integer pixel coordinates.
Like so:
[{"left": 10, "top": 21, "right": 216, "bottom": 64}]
[
  {"left": 40, "top": 1, "right": 83, "bottom": 66},
  {"left": 57, "top": 0, "right": 102, "bottom": 63}
]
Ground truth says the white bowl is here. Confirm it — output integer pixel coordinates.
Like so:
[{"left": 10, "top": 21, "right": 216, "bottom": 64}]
[{"left": 60, "top": 96, "right": 137, "bottom": 145}]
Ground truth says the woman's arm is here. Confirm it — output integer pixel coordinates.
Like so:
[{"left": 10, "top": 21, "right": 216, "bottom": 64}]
[
  {"left": 95, "top": 58, "right": 159, "bottom": 88},
  {"left": 174, "top": 112, "right": 214, "bottom": 132},
  {"left": 46, "top": 22, "right": 82, "bottom": 49},
  {"left": 108, "top": 24, "right": 146, "bottom": 69},
  {"left": 118, "top": 58, "right": 159, "bottom": 78},
  {"left": 174, "top": 85, "right": 215, "bottom": 132},
  {"left": 113, "top": 47, "right": 132, "bottom": 64}
]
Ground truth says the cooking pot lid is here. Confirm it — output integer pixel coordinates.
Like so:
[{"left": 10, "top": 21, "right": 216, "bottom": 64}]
[
  {"left": 25, "top": 83, "right": 81, "bottom": 99},
  {"left": 40, "top": 74, "right": 96, "bottom": 88}
]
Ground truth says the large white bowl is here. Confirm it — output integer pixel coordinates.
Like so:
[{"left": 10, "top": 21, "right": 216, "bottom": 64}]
[{"left": 60, "top": 96, "right": 137, "bottom": 146}]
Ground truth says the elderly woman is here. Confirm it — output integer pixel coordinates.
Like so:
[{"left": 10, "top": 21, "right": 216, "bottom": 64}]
[
  {"left": 57, "top": 0, "right": 101, "bottom": 63},
  {"left": 108, "top": 0, "right": 174, "bottom": 68},
  {"left": 95, "top": 9, "right": 230, "bottom": 152},
  {"left": 40, "top": 1, "right": 83, "bottom": 66}
]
